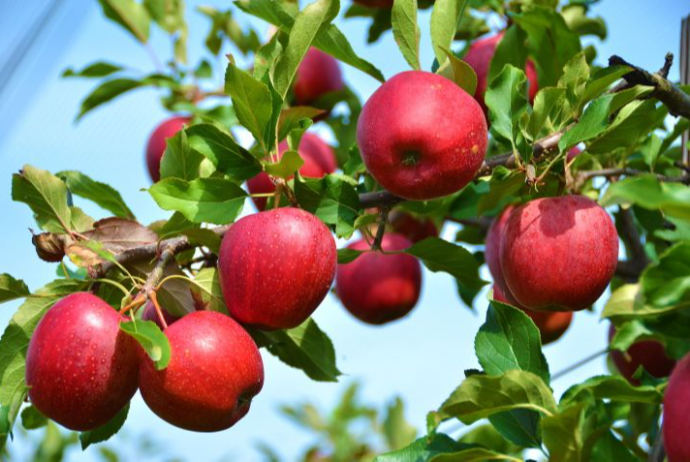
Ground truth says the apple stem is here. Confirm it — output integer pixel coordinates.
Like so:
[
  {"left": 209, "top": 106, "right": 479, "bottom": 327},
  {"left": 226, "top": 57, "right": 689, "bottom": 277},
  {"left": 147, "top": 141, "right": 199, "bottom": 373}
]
[
  {"left": 148, "top": 291, "right": 169, "bottom": 330},
  {"left": 371, "top": 205, "right": 391, "bottom": 251}
]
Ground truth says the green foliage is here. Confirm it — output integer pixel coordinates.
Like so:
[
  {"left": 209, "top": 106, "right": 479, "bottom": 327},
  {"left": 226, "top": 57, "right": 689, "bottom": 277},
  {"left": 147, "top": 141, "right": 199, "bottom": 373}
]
[
  {"left": 120, "top": 320, "right": 171, "bottom": 370},
  {"left": 79, "top": 403, "right": 129, "bottom": 450},
  {"left": 391, "top": 0, "right": 421, "bottom": 70}
]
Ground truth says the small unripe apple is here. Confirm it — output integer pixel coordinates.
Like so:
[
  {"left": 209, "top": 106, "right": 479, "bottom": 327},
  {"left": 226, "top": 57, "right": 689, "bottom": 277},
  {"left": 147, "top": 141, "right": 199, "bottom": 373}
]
[
  {"left": 336, "top": 234, "right": 422, "bottom": 325},
  {"left": 664, "top": 354, "right": 690, "bottom": 462},
  {"left": 500, "top": 195, "right": 619, "bottom": 312},
  {"left": 357, "top": 70, "right": 487, "bottom": 200},
  {"left": 388, "top": 211, "right": 440, "bottom": 243},
  {"left": 463, "top": 32, "right": 538, "bottom": 115},
  {"left": 493, "top": 284, "right": 572, "bottom": 345},
  {"left": 218, "top": 208, "right": 337, "bottom": 330},
  {"left": 247, "top": 133, "right": 337, "bottom": 211},
  {"left": 293, "top": 48, "right": 344, "bottom": 106},
  {"left": 146, "top": 116, "right": 190, "bottom": 182},
  {"left": 608, "top": 325, "right": 675, "bottom": 384},
  {"left": 25, "top": 292, "right": 140, "bottom": 431},
  {"left": 139, "top": 311, "right": 264, "bottom": 432}
]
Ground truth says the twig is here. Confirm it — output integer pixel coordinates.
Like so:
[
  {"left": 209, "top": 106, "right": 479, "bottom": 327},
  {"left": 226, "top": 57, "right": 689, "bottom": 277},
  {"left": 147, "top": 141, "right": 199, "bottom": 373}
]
[
  {"left": 371, "top": 205, "right": 391, "bottom": 250},
  {"left": 649, "top": 428, "right": 665, "bottom": 462},
  {"left": 552, "top": 348, "right": 609, "bottom": 381}
]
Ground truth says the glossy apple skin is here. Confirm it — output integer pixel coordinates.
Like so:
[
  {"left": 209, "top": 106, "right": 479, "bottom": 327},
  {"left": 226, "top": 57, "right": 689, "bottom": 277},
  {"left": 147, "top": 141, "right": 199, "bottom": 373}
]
[
  {"left": 388, "top": 211, "right": 439, "bottom": 244},
  {"left": 493, "top": 284, "right": 572, "bottom": 345},
  {"left": 218, "top": 208, "right": 337, "bottom": 330},
  {"left": 485, "top": 205, "right": 515, "bottom": 295},
  {"left": 357, "top": 71, "right": 487, "bottom": 200},
  {"left": 247, "top": 133, "right": 337, "bottom": 211},
  {"left": 293, "top": 48, "right": 344, "bottom": 106},
  {"left": 25, "top": 292, "right": 140, "bottom": 431},
  {"left": 336, "top": 234, "right": 422, "bottom": 325},
  {"left": 500, "top": 195, "right": 619, "bottom": 312},
  {"left": 139, "top": 311, "right": 264, "bottom": 432},
  {"left": 463, "top": 33, "right": 538, "bottom": 115},
  {"left": 608, "top": 325, "right": 675, "bottom": 384},
  {"left": 664, "top": 354, "right": 690, "bottom": 462},
  {"left": 566, "top": 146, "right": 582, "bottom": 163},
  {"left": 146, "top": 116, "right": 190, "bottom": 182}
]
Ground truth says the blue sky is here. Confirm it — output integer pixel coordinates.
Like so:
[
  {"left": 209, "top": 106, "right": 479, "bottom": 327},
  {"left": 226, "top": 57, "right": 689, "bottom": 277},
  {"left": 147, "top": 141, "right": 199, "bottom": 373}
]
[{"left": 0, "top": 0, "right": 688, "bottom": 460}]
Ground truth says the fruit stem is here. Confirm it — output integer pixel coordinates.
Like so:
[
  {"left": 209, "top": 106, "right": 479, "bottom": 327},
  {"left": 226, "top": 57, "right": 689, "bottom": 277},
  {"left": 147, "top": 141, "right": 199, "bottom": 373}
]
[
  {"left": 371, "top": 205, "right": 391, "bottom": 251},
  {"left": 148, "top": 291, "right": 169, "bottom": 330}
]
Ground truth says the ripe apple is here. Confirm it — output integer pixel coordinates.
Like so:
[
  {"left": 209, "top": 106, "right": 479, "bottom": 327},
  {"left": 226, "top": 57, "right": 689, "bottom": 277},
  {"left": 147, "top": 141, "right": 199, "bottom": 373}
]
[
  {"left": 218, "top": 207, "right": 337, "bottom": 330},
  {"left": 566, "top": 146, "right": 582, "bottom": 163},
  {"left": 493, "top": 284, "right": 572, "bottom": 345},
  {"left": 139, "top": 311, "right": 264, "bottom": 432},
  {"left": 608, "top": 325, "right": 675, "bottom": 384},
  {"left": 485, "top": 205, "right": 514, "bottom": 294},
  {"left": 247, "top": 132, "right": 337, "bottom": 211},
  {"left": 336, "top": 234, "right": 422, "bottom": 325},
  {"left": 388, "top": 211, "right": 440, "bottom": 243},
  {"left": 664, "top": 354, "right": 690, "bottom": 462},
  {"left": 500, "top": 195, "right": 619, "bottom": 312},
  {"left": 357, "top": 71, "right": 487, "bottom": 200},
  {"left": 146, "top": 116, "right": 190, "bottom": 182},
  {"left": 25, "top": 292, "right": 141, "bottom": 431},
  {"left": 463, "top": 32, "right": 538, "bottom": 115},
  {"left": 293, "top": 48, "right": 344, "bottom": 106}
]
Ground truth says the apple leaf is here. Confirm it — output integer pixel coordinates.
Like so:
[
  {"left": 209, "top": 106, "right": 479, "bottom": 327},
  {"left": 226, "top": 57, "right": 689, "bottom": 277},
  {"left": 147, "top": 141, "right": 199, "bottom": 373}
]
[
  {"left": 160, "top": 129, "right": 204, "bottom": 181},
  {"left": 476, "top": 300, "right": 550, "bottom": 383},
  {"left": 181, "top": 228, "right": 222, "bottom": 254},
  {"left": 0, "top": 384, "right": 28, "bottom": 450},
  {"left": 590, "top": 430, "right": 640, "bottom": 462},
  {"left": 485, "top": 65, "right": 529, "bottom": 159},
  {"left": 79, "top": 402, "right": 129, "bottom": 450},
  {"left": 405, "top": 238, "right": 486, "bottom": 291},
  {"left": 236, "top": 0, "right": 384, "bottom": 83},
  {"left": 56, "top": 170, "right": 135, "bottom": 219},
  {"left": 558, "top": 51, "right": 590, "bottom": 113},
  {"left": 391, "top": 0, "right": 420, "bottom": 70},
  {"left": 488, "top": 25, "right": 528, "bottom": 85},
  {"left": 278, "top": 107, "right": 325, "bottom": 142},
  {"left": 20, "top": 405, "right": 47, "bottom": 430},
  {"left": 148, "top": 178, "right": 247, "bottom": 224},
  {"left": 12, "top": 165, "right": 72, "bottom": 234},
  {"left": 579, "top": 65, "right": 631, "bottom": 109},
  {"left": 62, "top": 61, "right": 124, "bottom": 78},
  {"left": 437, "top": 48, "right": 477, "bottom": 95},
  {"left": 295, "top": 174, "right": 360, "bottom": 239},
  {"left": 438, "top": 370, "right": 557, "bottom": 424},
  {"left": 602, "top": 175, "right": 690, "bottom": 222},
  {"left": 128, "top": 262, "right": 196, "bottom": 318},
  {"left": 374, "top": 433, "right": 464, "bottom": 462},
  {"left": 186, "top": 124, "right": 261, "bottom": 182},
  {"left": 337, "top": 248, "right": 364, "bottom": 264},
  {"left": 540, "top": 404, "right": 587, "bottom": 462},
  {"left": 559, "top": 375, "right": 663, "bottom": 409},
  {"left": 273, "top": 0, "right": 340, "bottom": 100},
  {"left": 527, "top": 87, "right": 567, "bottom": 140},
  {"left": 192, "top": 268, "right": 228, "bottom": 314},
  {"left": 264, "top": 150, "right": 304, "bottom": 180},
  {"left": 488, "top": 409, "right": 542, "bottom": 449},
  {"left": 0, "top": 275, "right": 30, "bottom": 305},
  {"left": 120, "top": 320, "right": 171, "bottom": 370},
  {"left": 382, "top": 397, "right": 417, "bottom": 451},
  {"left": 430, "top": 448, "right": 522, "bottom": 462},
  {"left": 97, "top": 0, "right": 150, "bottom": 43},
  {"left": 640, "top": 242, "right": 690, "bottom": 308},
  {"left": 0, "top": 280, "right": 88, "bottom": 406},
  {"left": 75, "top": 78, "right": 142, "bottom": 121},
  {"left": 82, "top": 218, "right": 158, "bottom": 254},
  {"left": 249, "top": 318, "right": 342, "bottom": 382},
  {"left": 429, "top": 0, "right": 468, "bottom": 67}
]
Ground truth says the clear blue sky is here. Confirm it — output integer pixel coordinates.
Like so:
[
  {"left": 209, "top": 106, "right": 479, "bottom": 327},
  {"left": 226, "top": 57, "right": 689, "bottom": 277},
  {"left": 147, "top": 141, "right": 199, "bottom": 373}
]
[{"left": 0, "top": 0, "right": 688, "bottom": 460}]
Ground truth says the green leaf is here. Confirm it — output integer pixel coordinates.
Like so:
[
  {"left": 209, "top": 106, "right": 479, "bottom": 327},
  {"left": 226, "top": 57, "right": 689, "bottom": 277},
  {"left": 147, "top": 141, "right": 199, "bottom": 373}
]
[
  {"left": 430, "top": 448, "right": 521, "bottom": 461},
  {"left": 264, "top": 150, "right": 305, "bottom": 179},
  {"left": 602, "top": 284, "right": 675, "bottom": 321},
  {"left": 487, "top": 25, "right": 528, "bottom": 85},
  {"left": 120, "top": 320, "right": 171, "bottom": 370},
  {"left": 558, "top": 51, "right": 590, "bottom": 113},
  {"left": 561, "top": 4, "right": 607, "bottom": 40},
  {"left": 337, "top": 248, "right": 365, "bottom": 264},
  {"left": 12, "top": 165, "right": 72, "bottom": 234},
  {"left": 186, "top": 124, "right": 261, "bottom": 182},
  {"left": 57, "top": 170, "right": 135, "bottom": 219},
  {"left": 375, "top": 433, "right": 464, "bottom": 462},
  {"left": 601, "top": 175, "right": 690, "bottom": 222},
  {"left": 97, "top": 0, "right": 151, "bottom": 43},
  {"left": 391, "top": 0, "right": 420, "bottom": 70},
  {"left": 541, "top": 404, "right": 586, "bottom": 462},
  {"left": 76, "top": 78, "right": 143, "bottom": 121},
  {"left": 429, "top": 0, "right": 468, "bottom": 67},
  {"left": 0, "top": 275, "right": 30, "bottom": 305},
  {"left": 437, "top": 49, "right": 477, "bottom": 95},
  {"left": 192, "top": 268, "right": 228, "bottom": 314},
  {"left": 590, "top": 430, "right": 638, "bottom": 462},
  {"left": 278, "top": 107, "right": 326, "bottom": 142},
  {"left": 224, "top": 61, "right": 276, "bottom": 151},
  {"left": 488, "top": 410, "right": 542, "bottom": 449},
  {"left": 20, "top": 405, "right": 47, "bottom": 430},
  {"left": 273, "top": 0, "right": 339, "bottom": 99},
  {"left": 182, "top": 228, "right": 222, "bottom": 254},
  {"left": 159, "top": 129, "right": 204, "bottom": 181},
  {"left": 0, "top": 385, "right": 28, "bottom": 449},
  {"left": 144, "top": 0, "right": 185, "bottom": 34},
  {"left": 148, "top": 177, "right": 247, "bottom": 224},
  {"left": 0, "top": 280, "right": 88, "bottom": 406},
  {"left": 79, "top": 402, "right": 129, "bottom": 450},
  {"left": 383, "top": 397, "right": 417, "bottom": 451},
  {"left": 295, "top": 174, "right": 360, "bottom": 238},
  {"left": 405, "top": 238, "right": 486, "bottom": 291},
  {"left": 579, "top": 65, "right": 631, "bottom": 108},
  {"left": 485, "top": 65, "right": 529, "bottom": 157},
  {"left": 235, "top": 0, "right": 384, "bottom": 83},
  {"left": 250, "top": 318, "right": 342, "bottom": 382},
  {"left": 476, "top": 300, "right": 550, "bottom": 383},
  {"left": 439, "top": 370, "right": 557, "bottom": 424},
  {"left": 641, "top": 242, "right": 690, "bottom": 308},
  {"left": 559, "top": 375, "right": 663, "bottom": 409},
  {"left": 62, "top": 62, "right": 123, "bottom": 78},
  {"left": 527, "top": 87, "right": 567, "bottom": 139}
]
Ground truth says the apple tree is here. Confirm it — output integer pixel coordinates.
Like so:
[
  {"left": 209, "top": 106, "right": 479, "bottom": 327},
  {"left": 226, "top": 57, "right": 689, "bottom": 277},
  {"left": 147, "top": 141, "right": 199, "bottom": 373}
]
[{"left": 1, "top": 0, "right": 690, "bottom": 460}]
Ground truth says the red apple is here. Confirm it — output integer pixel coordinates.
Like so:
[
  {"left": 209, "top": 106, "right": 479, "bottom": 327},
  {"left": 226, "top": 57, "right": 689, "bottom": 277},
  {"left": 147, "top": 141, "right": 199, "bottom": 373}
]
[
  {"left": 608, "top": 325, "right": 675, "bottom": 384},
  {"left": 146, "top": 116, "right": 191, "bottom": 182},
  {"left": 247, "top": 132, "right": 337, "bottom": 211},
  {"left": 218, "top": 208, "right": 337, "bottom": 330},
  {"left": 485, "top": 205, "right": 514, "bottom": 294},
  {"left": 463, "top": 32, "right": 538, "bottom": 115},
  {"left": 25, "top": 292, "right": 140, "bottom": 431},
  {"left": 664, "top": 353, "right": 690, "bottom": 462},
  {"left": 493, "top": 284, "right": 572, "bottom": 345},
  {"left": 336, "top": 234, "right": 422, "bottom": 325},
  {"left": 357, "top": 70, "right": 487, "bottom": 200},
  {"left": 293, "top": 48, "right": 344, "bottom": 106},
  {"left": 500, "top": 195, "right": 619, "bottom": 312},
  {"left": 566, "top": 146, "right": 582, "bottom": 163},
  {"left": 388, "top": 211, "right": 440, "bottom": 243},
  {"left": 139, "top": 311, "right": 264, "bottom": 432}
]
